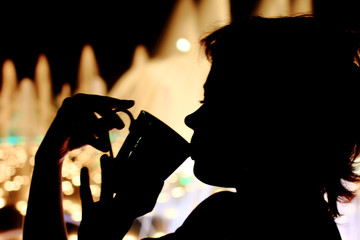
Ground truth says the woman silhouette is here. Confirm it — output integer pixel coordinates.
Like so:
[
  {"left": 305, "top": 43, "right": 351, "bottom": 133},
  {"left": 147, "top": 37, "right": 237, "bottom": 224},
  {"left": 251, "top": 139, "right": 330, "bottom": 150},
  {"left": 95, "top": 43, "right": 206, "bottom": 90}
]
[{"left": 24, "top": 16, "right": 360, "bottom": 240}]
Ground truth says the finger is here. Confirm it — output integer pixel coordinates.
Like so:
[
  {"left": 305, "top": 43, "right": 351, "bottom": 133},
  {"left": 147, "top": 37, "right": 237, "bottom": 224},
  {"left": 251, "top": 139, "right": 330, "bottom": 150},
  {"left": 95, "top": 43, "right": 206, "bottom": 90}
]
[
  {"left": 87, "top": 112, "right": 125, "bottom": 141},
  {"left": 59, "top": 95, "right": 134, "bottom": 131},
  {"left": 94, "top": 97, "right": 134, "bottom": 113},
  {"left": 67, "top": 126, "right": 110, "bottom": 152},
  {"left": 69, "top": 112, "right": 113, "bottom": 152},
  {"left": 99, "top": 112, "right": 125, "bottom": 130},
  {"left": 91, "top": 112, "right": 125, "bottom": 136},
  {"left": 100, "top": 154, "right": 114, "bottom": 202},
  {"left": 80, "top": 167, "right": 94, "bottom": 215},
  {"left": 73, "top": 94, "right": 134, "bottom": 115},
  {"left": 89, "top": 113, "right": 129, "bottom": 152}
]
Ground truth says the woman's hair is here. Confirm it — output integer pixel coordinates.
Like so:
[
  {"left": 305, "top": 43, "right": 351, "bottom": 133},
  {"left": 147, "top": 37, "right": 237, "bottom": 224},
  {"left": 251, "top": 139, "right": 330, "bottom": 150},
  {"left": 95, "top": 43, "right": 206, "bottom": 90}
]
[{"left": 201, "top": 16, "right": 360, "bottom": 218}]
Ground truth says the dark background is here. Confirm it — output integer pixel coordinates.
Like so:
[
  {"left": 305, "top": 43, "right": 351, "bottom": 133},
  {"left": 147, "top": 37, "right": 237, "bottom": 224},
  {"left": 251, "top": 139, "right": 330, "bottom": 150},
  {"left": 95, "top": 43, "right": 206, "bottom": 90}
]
[
  {"left": 0, "top": 1, "right": 359, "bottom": 95},
  {"left": 0, "top": 2, "right": 177, "bottom": 94}
]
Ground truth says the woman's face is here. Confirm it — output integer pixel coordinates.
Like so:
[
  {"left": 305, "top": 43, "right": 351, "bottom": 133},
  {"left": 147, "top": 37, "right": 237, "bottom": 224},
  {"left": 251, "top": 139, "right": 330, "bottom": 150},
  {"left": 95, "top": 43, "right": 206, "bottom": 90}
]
[
  {"left": 185, "top": 56, "right": 286, "bottom": 187},
  {"left": 185, "top": 61, "right": 254, "bottom": 187},
  {"left": 185, "top": 49, "right": 320, "bottom": 187}
]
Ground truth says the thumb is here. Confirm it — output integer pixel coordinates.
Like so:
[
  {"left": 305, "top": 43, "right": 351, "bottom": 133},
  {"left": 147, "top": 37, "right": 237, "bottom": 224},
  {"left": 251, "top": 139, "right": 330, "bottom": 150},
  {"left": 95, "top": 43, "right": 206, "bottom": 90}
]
[
  {"left": 100, "top": 154, "right": 114, "bottom": 202},
  {"left": 80, "top": 167, "right": 94, "bottom": 216}
]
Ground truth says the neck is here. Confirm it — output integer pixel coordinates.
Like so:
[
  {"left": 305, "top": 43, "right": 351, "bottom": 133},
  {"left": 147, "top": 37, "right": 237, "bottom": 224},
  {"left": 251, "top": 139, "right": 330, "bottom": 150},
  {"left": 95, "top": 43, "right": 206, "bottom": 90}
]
[{"left": 234, "top": 172, "right": 323, "bottom": 209}]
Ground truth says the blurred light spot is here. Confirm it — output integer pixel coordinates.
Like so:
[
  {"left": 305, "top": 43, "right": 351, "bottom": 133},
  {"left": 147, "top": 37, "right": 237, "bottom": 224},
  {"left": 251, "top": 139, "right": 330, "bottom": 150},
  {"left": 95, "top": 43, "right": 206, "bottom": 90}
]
[
  {"left": 12, "top": 181, "right": 21, "bottom": 191},
  {"left": 0, "top": 198, "right": 6, "bottom": 208},
  {"left": 62, "top": 181, "right": 74, "bottom": 195},
  {"left": 171, "top": 187, "right": 185, "bottom": 198},
  {"left": 8, "top": 136, "right": 19, "bottom": 145},
  {"left": 31, "top": 145, "right": 38, "bottom": 155},
  {"left": 152, "top": 232, "right": 166, "bottom": 238},
  {"left": 179, "top": 176, "right": 193, "bottom": 186},
  {"left": 176, "top": 38, "right": 191, "bottom": 52},
  {"left": 123, "top": 235, "right": 136, "bottom": 240},
  {"left": 13, "top": 175, "right": 25, "bottom": 185},
  {"left": 63, "top": 199, "right": 73, "bottom": 211},
  {"left": 68, "top": 234, "right": 78, "bottom": 240},
  {"left": 29, "top": 156, "right": 35, "bottom": 166},
  {"left": 15, "top": 148, "right": 27, "bottom": 163},
  {"left": 158, "top": 192, "right": 170, "bottom": 203},
  {"left": 68, "top": 203, "right": 81, "bottom": 215},
  {"left": 167, "top": 174, "right": 178, "bottom": 184},
  {"left": 77, "top": 151, "right": 90, "bottom": 163},
  {"left": 15, "top": 200, "right": 27, "bottom": 215},
  {"left": 90, "top": 184, "right": 100, "bottom": 198},
  {"left": 92, "top": 172, "right": 102, "bottom": 184},
  {"left": 9, "top": 167, "right": 16, "bottom": 176},
  {"left": 4, "top": 181, "right": 14, "bottom": 191},
  {"left": 71, "top": 210, "right": 82, "bottom": 222},
  {"left": 72, "top": 175, "right": 81, "bottom": 186},
  {"left": 165, "top": 208, "right": 178, "bottom": 219}
]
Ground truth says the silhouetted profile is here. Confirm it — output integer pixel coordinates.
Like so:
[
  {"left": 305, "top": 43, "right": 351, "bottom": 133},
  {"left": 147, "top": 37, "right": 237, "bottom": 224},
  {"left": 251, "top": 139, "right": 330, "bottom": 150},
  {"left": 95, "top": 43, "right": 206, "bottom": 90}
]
[{"left": 24, "top": 16, "right": 360, "bottom": 240}]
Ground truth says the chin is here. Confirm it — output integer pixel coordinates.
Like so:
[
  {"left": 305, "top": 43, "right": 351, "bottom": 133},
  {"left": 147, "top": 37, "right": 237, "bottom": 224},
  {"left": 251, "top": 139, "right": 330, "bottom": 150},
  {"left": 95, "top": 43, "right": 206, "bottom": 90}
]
[{"left": 193, "top": 161, "right": 238, "bottom": 188}]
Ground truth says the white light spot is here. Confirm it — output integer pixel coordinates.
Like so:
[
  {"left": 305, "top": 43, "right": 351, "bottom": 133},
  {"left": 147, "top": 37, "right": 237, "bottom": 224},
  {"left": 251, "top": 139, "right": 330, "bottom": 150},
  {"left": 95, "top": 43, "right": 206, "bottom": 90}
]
[{"left": 176, "top": 38, "right": 191, "bottom": 52}]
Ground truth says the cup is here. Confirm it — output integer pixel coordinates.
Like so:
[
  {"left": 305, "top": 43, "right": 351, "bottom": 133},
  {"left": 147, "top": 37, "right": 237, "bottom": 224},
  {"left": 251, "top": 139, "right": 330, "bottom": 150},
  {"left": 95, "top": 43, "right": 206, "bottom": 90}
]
[{"left": 114, "top": 110, "right": 190, "bottom": 183}]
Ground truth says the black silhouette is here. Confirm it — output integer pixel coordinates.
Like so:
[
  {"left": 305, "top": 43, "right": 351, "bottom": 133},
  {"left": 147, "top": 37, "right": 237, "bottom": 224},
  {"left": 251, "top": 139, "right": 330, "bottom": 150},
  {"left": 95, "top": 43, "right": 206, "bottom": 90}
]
[{"left": 24, "top": 16, "right": 360, "bottom": 240}]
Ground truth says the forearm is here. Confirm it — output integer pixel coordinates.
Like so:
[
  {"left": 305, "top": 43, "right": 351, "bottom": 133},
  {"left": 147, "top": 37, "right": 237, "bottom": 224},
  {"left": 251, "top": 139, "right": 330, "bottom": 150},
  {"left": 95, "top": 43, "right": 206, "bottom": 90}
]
[
  {"left": 23, "top": 151, "right": 67, "bottom": 239},
  {"left": 22, "top": 94, "right": 135, "bottom": 239}
]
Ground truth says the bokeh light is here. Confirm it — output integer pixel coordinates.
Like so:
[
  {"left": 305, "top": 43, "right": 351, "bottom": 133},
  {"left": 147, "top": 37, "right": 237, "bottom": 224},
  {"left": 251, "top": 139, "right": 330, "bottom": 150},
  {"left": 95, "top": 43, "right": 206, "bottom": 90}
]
[
  {"left": 0, "top": 1, "right": 359, "bottom": 240},
  {"left": 176, "top": 38, "right": 191, "bottom": 52}
]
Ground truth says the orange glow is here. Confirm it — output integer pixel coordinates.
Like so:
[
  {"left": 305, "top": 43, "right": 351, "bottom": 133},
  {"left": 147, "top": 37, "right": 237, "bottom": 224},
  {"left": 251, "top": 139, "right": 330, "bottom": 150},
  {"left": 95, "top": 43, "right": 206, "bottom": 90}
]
[
  {"left": 2, "top": 1, "right": 358, "bottom": 240},
  {"left": 254, "top": 0, "right": 313, "bottom": 17}
]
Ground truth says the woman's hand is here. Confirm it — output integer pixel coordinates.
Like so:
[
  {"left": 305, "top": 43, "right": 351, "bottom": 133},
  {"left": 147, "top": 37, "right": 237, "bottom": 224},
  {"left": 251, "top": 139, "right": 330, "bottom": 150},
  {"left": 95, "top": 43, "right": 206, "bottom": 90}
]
[
  {"left": 36, "top": 94, "right": 134, "bottom": 164},
  {"left": 78, "top": 155, "right": 164, "bottom": 239},
  {"left": 24, "top": 94, "right": 134, "bottom": 240}
]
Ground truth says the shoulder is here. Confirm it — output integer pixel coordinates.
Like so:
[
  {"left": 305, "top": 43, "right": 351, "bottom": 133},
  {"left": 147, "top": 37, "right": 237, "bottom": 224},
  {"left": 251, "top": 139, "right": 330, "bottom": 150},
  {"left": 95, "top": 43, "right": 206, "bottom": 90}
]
[
  {"left": 141, "top": 192, "right": 238, "bottom": 239},
  {"left": 185, "top": 190, "right": 238, "bottom": 220},
  {"left": 192, "top": 190, "right": 238, "bottom": 209},
  {"left": 174, "top": 191, "right": 239, "bottom": 238},
  {"left": 143, "top": 191, "right": 238, "bottom": 239}
]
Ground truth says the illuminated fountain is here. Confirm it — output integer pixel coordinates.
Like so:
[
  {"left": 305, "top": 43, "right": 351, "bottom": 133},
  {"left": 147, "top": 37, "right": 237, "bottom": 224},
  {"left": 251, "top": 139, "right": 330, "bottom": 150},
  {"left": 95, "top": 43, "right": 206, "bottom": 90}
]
[
  {"left": 0, "top": 0, "right": 359, "bottom": 239},
  {"left": 0, "top": 0, "right": 230, "bottom": 239}
]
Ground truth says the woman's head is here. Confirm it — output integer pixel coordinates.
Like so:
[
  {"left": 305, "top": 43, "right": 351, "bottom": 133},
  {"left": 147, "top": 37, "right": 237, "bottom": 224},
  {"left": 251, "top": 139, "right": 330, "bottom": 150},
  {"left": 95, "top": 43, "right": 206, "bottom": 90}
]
[{"left": 186, "top": 16, "right": 360, "bottom": 217}]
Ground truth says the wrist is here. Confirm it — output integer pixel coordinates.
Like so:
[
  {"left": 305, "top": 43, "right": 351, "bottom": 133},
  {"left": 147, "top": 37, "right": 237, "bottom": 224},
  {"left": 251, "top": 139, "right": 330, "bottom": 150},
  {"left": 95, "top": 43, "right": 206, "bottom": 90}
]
[{"left": 35, "top": 134, "right": 70, "bottom": 166}]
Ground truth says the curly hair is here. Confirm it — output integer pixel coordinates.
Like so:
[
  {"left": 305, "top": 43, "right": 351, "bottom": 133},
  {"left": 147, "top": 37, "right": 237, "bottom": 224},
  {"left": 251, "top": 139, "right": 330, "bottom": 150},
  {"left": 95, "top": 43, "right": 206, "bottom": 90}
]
[{"left": 200, "top": 16, "right": 360, "bottom": 218}]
